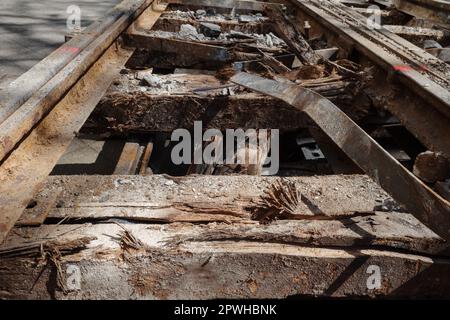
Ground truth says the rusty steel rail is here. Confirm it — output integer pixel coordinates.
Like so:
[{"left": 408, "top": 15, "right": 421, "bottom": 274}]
[
  {"left": 231, "top": 72, "right": 450, "bottom": 243},
  {"left": 0, "top": 0, "right": 160, "bottom": 164},
  {"left": 0, "top": 2, "right": 168, "bottom": 244}
]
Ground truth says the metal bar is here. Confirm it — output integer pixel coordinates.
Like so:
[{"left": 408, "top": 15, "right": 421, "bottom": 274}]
[{"left": 231, "top": 72, "right": 450, "bottom": 243}]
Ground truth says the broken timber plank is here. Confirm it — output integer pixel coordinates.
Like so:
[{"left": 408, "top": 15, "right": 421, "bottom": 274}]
[
  {"left": 382, "top": 25, "right": 446, "bottom": 42},
  {"left": 393, "top": 0, "right": 450, "bottom": 25},
  {"left": 0, "top": 223, "right": 449, "bottom": 299},
  {"left": 0, "top": 4, "right": 168, "bottom": 244},
  {"left": 114, "top": 143, "right": 143, "bottom": 175},
  {"left": 231, "top": 72, "right": 450, "bottom": 243}
]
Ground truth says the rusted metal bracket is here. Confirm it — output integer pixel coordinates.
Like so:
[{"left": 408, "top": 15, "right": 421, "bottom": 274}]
[{"left": 231, "top": 72, "right": 450, "bottom": 243}]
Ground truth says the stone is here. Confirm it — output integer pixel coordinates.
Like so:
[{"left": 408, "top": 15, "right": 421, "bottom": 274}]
[
  {"left": 206, "top": 8, "right": 216, "bottom": 15},
  {"left": 238, "top": 15, "right": 257, "bottom": 23},
  {"left": 179, "top": 24, "right": 199, "bottom": 39},
  {"left": 196, "top": 9, "right": 206, "bottom": 17},
  {"left": 199, "top": 22, "right": 222, "bottom": 38},
  {"left": 438, "top": 48, "right": 450, "bottom": 62},
  {"left": 435, "top": 180, "right": 450, "bottom": 201}
]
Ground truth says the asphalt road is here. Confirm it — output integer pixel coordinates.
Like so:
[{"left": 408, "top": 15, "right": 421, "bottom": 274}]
[{"left": 0, "top": 0, "right": 121, "bottom": 82}]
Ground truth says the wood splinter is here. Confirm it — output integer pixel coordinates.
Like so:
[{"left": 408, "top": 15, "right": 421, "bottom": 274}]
[{"left": 251, "top": 179, "right": 327, "bottom": 224}]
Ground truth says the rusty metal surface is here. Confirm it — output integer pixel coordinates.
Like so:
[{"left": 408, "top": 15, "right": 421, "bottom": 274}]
[
  {"left": 0, "top": 44, "right": 134, "bottom": 244},
  {"left": 0, "top": 0, "right": 158, "bottom": 164},
  {"left": 393, "top": 0, "right": 450, "bottom": 25},
  {"left": 0, "top": 0, "right": 154, "bottom": 125},
  {"left": 231, "top": 72, "right": 450, "bottom": 243}
]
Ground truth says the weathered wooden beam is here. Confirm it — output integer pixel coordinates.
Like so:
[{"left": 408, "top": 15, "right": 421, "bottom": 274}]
[
  {"left": 153, "top": 14, "right": 272, "bottom": 34},
  {"left": 87, "top": 92, "right": 307, "bottom": 133},
  {"left": 0, "top": 221, "right": 448, "bottom": 299},
  {"left": 125, "top": 31, "right": 233, "bottom": 64},
  {"left": 114, "top": 143, "right": 143, "bottom": 175},
  {"left": 0, "top": 4, "right": 168, "bottom": 244},
  {"left": 85, "top": 72, "right": 367, "bottom": 133},
  {"left": 231, "top": 72, "right": 450, "bottom": 243}
]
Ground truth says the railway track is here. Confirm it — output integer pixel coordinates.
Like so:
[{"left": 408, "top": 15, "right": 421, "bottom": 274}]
[{"left": 0, "top": 0, "right": 449, "bottom": 299}]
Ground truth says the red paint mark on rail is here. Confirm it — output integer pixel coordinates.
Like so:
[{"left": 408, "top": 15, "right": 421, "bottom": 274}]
[
  {"left": 393, "top": 65, "right": 413, "bottom": 72},
  {"left": 59, "top": 46, "right": 80, "bottom": 54}
]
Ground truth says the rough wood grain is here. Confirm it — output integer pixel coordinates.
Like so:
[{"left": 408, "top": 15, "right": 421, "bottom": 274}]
[
  {"left": 84, "top": 72, "right": 365, "bottom": 133},
  {"left": 29, "top": 174, "right": 395, "bottom": 220}
]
